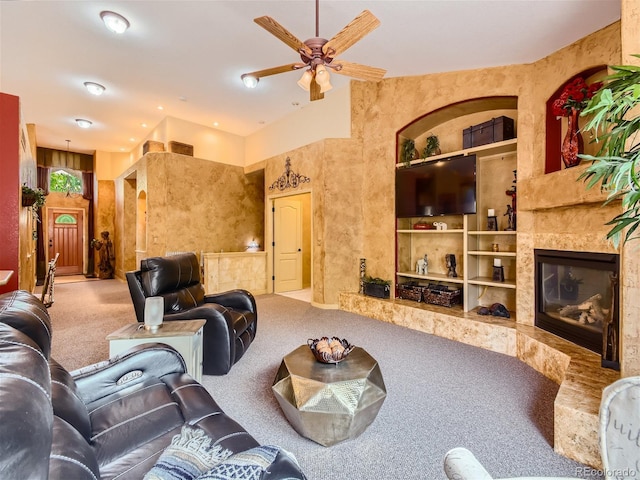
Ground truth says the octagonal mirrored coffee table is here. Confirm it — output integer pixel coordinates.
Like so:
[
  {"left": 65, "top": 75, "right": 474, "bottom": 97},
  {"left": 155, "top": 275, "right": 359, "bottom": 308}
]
[{"left": 272, "top": 344, "right": 386, "bottom": 447}]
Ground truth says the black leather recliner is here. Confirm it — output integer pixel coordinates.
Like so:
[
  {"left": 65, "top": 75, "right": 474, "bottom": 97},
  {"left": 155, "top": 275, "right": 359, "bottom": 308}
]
[
  {"left": 126, "top": 252, "right": 257, "bottom": 375},
  {"left": 0, "top": 290, "right": 305, "bottom": 479}
]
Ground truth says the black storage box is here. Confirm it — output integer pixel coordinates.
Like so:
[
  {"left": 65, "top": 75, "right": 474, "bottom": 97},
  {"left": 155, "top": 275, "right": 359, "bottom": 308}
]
[
  {"left": 463, "top": 116, "right": 515, "bottom": 149},
  {"left": 363, "top": 282, "right": 390, "bottom": 299}
]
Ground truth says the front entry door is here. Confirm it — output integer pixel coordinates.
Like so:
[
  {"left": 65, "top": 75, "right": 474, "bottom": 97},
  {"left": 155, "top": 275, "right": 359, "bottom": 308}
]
[
  {"left": 273, "top": 197, "right": 302, "bottom": 293},
  {"left": 48, "top": 209, "right": 83, "bottom": 276}
]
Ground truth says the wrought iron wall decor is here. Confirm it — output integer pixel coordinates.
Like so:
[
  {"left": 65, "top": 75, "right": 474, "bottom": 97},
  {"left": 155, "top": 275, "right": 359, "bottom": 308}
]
[{"left": 269, "top": 157, "right": 310, "bottom": 191}]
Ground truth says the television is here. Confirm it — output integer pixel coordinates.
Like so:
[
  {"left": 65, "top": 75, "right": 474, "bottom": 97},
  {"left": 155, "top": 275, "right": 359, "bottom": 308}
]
[{"left": 395, "top": 154, "right": 477, "bottom": 218}]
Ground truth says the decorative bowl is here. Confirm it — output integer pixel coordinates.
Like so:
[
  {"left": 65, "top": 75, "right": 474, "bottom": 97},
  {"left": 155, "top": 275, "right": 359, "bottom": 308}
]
[{"left": 307, "top": 337, "right": 355, "bottom": 364}]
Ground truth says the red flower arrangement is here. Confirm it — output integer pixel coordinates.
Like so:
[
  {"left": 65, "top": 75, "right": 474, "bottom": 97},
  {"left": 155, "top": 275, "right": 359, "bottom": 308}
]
[{"left": 552, "top": 77, "right": 603, "bottom": 117}]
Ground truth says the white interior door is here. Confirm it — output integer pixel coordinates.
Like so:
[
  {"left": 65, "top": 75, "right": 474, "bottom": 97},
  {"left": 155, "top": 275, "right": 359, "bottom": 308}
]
[{"left": 274, "top": 197, "right": 303, "bottom": 293}]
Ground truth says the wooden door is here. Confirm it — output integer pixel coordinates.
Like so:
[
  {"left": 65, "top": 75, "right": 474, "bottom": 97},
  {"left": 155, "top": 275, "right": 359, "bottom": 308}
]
[
  {"left": 48, "top": 209, "right": 83, "bottom": 275},
  {"left": 273, "top": 197, "right": 302, "bottom": 293}
]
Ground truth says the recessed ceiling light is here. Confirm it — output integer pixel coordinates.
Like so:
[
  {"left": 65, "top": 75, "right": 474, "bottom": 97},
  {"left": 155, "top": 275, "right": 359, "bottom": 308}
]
[
  {"left": 157, "top": 105, "right": 164, "bottom": 110},
  {"left": 84, "top": 81, "right": 105, "bottom": 96},
  {"left": 129, "top": 138, "right": 136, "bottom": 142},
  {"left": 140, "top": 123, "right": 147, "bottom": 128},
  {"left": 213, "top": 122, "right": 219, "bottom": 127},
  {"left": 75, "top": 119, "right": 92, "bottom": 128},
  {"left": 100, "top": 11, "right": 130, "bottom": 34}
]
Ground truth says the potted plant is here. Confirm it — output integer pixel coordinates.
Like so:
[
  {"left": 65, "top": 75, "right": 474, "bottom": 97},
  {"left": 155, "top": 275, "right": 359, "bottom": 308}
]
[
  {"left": 21, "top": 184, "right": 46, "bottom": 210},
  {"left": 578, "top": 56, "right": 640, "bottom": 247},
  {"left": 423, "top": 134, "right": 441, "bottom": 158},
  {"left": 363, "top": 275, "right": 391, "bottom": 299},
  {"left": 401, "top": 138, "right": 417, "bottom": 166}
]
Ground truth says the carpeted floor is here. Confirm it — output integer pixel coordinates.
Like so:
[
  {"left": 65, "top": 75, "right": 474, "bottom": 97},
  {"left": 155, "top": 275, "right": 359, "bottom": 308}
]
[{"left": 45, "top": 279, "right": 602, "bottom": 480}]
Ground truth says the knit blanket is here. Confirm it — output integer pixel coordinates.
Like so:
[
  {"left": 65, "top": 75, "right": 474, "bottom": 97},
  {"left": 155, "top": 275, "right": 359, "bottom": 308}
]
[
  {"left": 145, "top": 426, "right": 294, "bottom": 480},
  {"left": 144, "top": 426, "right": 232, "bottom": 480}
]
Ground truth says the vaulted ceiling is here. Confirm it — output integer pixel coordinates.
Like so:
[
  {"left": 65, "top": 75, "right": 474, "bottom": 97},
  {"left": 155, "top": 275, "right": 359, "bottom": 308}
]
[{"left": 0, "top": 1, "right": 621, "bottom": 154}]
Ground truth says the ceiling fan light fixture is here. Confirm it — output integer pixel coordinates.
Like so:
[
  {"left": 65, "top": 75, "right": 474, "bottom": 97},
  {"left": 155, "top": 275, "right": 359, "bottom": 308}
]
[
  {"left": 297, "top": 70, "right": 313, "bottom": 92},
  {"left": 100, "top": 11, "right": 130, "bottom": 34},
  {"left": 75, "top": 118, "right": 93, "bottom": 129},
  {"left": 315, "top": 65, "right": 333, "bottom": 93},
  {"left": 84, "top": 81, "right": 106, "bottom": 96},
  {"left": 241, "top": 74, "right": 259, "bottom": 89}
]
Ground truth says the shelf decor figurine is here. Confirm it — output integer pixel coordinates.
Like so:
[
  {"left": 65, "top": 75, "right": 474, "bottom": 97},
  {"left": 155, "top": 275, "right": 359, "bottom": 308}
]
[
  {"left": 416, "top": 254, "right": 428, "bottom": 275},
  {"left": 445, "top": 254, "right": 458, "bottom": 277},
  {"left": 359, "top": 258, "right": 366, "bottom": 294},
  {"left": 504, "top": 170, "right": 517, "bottom": 231}
]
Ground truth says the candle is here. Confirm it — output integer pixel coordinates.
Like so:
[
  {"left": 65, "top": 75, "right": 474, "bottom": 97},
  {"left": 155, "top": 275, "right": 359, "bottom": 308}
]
[
  {"left": 494, "top": 258, "right": 502, "bottom": 267},
  {"left": 488, "top": 209, "right": 495, "bottom": 217}
]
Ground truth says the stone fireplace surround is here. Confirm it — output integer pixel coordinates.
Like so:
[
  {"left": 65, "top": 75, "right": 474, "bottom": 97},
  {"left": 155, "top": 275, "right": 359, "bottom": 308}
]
[{"left": 338, "top": 292, "right": 618, "bottom": 470}]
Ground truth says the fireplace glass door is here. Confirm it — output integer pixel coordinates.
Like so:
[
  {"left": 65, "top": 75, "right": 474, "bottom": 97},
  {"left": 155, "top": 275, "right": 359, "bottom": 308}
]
[{"left": 534, "top": 249, "right": 619, "bottom": 370}]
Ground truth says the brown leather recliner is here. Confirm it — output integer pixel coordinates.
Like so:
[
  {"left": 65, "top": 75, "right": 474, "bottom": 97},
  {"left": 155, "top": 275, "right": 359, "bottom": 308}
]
[{"left": 126, "top": 252, "right": 257, "bottom": 375}]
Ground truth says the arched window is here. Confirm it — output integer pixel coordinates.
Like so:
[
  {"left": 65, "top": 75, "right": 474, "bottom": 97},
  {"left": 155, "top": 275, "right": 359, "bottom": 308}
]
[
  {"left": 54, "top": 214, "right": 77, "bottom": 224},
  {"left": 50, "top": 169, "right": 83, "bottom": 195}
]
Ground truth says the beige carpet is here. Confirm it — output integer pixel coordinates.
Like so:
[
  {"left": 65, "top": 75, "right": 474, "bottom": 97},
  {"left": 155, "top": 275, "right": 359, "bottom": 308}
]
[
  {"left": 40, "top": 279, "right": 603, "bottom": 480},
  {"left": 43, "top": 278, "right": 134, "bottom": 370}
]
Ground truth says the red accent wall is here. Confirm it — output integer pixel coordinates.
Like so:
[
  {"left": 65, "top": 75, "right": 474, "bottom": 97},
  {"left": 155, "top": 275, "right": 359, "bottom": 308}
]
[{"left": 0, "top": 93, "right": 20, "bottom": 293}]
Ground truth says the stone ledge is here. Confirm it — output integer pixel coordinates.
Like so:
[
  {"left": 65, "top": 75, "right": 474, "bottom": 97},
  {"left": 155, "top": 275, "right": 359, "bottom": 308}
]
[{"left": 338, "top": 292, "right": 619, "bottom": 468}]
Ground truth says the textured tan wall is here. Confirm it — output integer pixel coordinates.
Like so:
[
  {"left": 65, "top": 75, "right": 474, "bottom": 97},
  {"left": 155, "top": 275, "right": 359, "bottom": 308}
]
[
  {"left": 114, "top": 152, "right": 264, "bottom": 274},
  {"left": 94, "top": 180, "right": 115, "bottom": 277},
  {"left": 619, "top": 1, "right": 640, "bottom": 377}
]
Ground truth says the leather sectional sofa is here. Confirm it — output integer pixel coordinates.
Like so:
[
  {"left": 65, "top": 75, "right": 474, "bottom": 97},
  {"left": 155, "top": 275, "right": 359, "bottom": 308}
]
[{"left": 0, "top": 290, "right": 305, "bottom": 479}]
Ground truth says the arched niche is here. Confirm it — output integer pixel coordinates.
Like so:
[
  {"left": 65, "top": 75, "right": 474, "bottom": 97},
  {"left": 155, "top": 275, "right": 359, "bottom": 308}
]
[
  {"left": 544, "top": 66, "right": 608, "bottom": 174},
  {"left": 396, "top": 96, "right": 518, "bottom": 164},
  {"left": 136, "top": 190, "right": 147, "bottom": 252}
]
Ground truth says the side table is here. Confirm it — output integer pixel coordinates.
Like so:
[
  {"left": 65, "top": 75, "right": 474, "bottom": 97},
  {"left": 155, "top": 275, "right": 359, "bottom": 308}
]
[
  {"left": 107, "top": 320, "right": 205, "bottom": 382},
  {"left": 272, "top": 345, "right": 386, "bottom": 446}
]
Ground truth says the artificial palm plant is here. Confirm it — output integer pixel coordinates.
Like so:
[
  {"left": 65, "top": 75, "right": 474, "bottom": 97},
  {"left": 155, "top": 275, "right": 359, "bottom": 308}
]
[{"left": 578, "top": 56, "right": 640, "bottom": 247}]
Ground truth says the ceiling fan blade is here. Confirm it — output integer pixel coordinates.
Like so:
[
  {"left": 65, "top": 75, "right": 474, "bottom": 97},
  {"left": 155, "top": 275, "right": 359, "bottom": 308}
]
[
  {"left": 322, "top": 10, "right": 380, "bottom": 58},
  {"left": 331, "top": 60, "right": 386, "bottom": 82},
  {"left": 310, "top": 78, "right": 324, "bottom": 101},
  {"left": 254, "top": 16, "right": 312, "bottom": 56},
  {"left": 243, "top": 63, "right": 303, "bottom": 79}
]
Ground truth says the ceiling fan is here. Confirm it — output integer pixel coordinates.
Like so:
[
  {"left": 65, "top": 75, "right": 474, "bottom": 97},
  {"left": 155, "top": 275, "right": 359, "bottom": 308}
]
[{"left": 240, "top": 0, "right": 386, "bottom": 101}]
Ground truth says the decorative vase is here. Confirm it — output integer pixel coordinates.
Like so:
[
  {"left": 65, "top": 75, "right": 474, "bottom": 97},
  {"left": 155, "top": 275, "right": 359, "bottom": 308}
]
[{"left": 561, "top": 108, "right": 583, "bottom": 168}]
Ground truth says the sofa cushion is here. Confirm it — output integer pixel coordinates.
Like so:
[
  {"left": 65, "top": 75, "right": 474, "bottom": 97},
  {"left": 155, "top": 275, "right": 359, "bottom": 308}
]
[
  {"left": 89, "top": 378, "right": 185, "bottom": 466},
  {"left": 0, "top": 323, "right": 52, "bottom": 480},
  {"left": 49, "top": 416, "right": 101, "bottom": 480},
  {"left": 50, "top": 358, "right": 92, "bottom": 441},
  {"left": 0, "top": 289, "right": 52, "bottom": 358}
]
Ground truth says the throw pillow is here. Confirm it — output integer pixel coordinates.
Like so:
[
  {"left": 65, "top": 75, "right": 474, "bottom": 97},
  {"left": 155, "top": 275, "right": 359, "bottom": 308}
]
[
  {"left": 144, "top": 425, "right": 233, "bottom": 480},
  {"left": 196, "top": 445, "right": 282, "bottom": 480}
]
